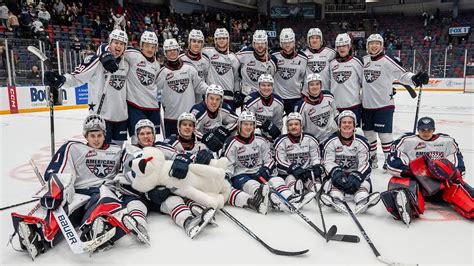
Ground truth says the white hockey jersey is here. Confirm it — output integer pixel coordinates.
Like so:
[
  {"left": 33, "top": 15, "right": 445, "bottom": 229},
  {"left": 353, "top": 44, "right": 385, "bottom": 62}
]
[
  {"left": 222, "top": 134, "right": 275, "bottom": 177},
  {"left": 123, "top": 48, "right": 161, "bottom": 109},
  {"left": 362, "top": 54, "right": 415, "bottom": 109},
  {"left": 190, "top": 101, "right": 238, "bottom": 139},
  {"left": 164, "top": 134, "right": 208, "bottom": 156},
  {"left": 179, "top": 50, "right": 211, "bottom": 103},
  {"left": 243, "top": 91, "right": 284, "bottom": 134},
  {"left": 295, "top": 91, "right": 339, "bottom": 143},
  {"left": 303, "top": 47, "right": 337, "bottom": 94},
  {"left": 202, "top": 47, "right": 240, "bottom": 101},
  {"left": 157, "top": 61, "right": 209, "bottom": 120},
  {"left": 63, "top": 46, "right": 129, "bottom": 122},
  {"left": 272, "top": 50, "right": 308, "bottom": 99},
  {"left": 387, "top": 133, "right": 466, "bottom": 177},
  {"left": 274, "top": 133, "right": 322, "bottom": 176},
  {"left": 328, "top": 55, "right": 363, "bottom": 109},
  {"left": 322, "top": 133, "right": 371, "bottom": 179},
  {"left": 236, "top": 47, "right": 278, "bottom": 95}
]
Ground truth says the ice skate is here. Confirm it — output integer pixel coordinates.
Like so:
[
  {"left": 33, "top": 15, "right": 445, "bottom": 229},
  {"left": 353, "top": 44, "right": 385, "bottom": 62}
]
[
  {"left": 184, "top": 208, "right": 215, "bottom": 239},
  {"left": 321, "top": 193, "right": 348, "bottom": 214},
  {"left": 122, "top": 214, "right": 150, "bottom": 245},
  {"left": 17, "top": 222, "right": 43, "bottom": 261},
  {"left": 395, "top": 190, "right": 411, "bottom": 227},
  {"left": 355, "top": 192, "right": 381, "bottom": 215},
  {"left": 246, "top": 184, "right": 270, "bottom": 215}
]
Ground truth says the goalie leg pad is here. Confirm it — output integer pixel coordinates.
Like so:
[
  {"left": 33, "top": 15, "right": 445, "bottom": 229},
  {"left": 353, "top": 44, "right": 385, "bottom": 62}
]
[
  {"left": 387, "top": 177, "right": 425, "bottom": 214},
  {"left": 442, "top": 183, "right": 474, "bottom": 219}
]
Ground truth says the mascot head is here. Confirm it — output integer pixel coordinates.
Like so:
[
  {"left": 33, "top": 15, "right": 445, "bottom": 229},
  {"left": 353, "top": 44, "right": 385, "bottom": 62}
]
[{"left": 129, "top": 147, "right": 166, "bottom": 192}]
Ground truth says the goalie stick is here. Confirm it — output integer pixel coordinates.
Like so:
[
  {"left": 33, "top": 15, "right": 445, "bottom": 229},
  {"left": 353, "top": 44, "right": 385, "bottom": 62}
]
[
  {"left": 220, "top": 209, "right": 309, "bottom": 256},
  {"left": 258, "top": 177, "right": 359, "bottom": 243},
  {"left": 341, "top": 201, "right": 418, "bottom": 266}
]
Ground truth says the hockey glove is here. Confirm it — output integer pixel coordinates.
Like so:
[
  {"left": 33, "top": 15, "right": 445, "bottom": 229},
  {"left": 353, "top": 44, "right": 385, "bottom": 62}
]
[
  {"left": 262, "top": 120, "right": 281, "bottom": 139},
  {"left": 257, "top": 166, "right": 272, "bottom": 181},
  {"left": 330, "top": 167, "right": 349, "bottom": 192},
  {"left": 169, "top": 153, "right": 192, "bottom": 179},
  {"left": 40, "top": 173, "right": 73, "bottom": 210},
  {"left": 202, "top": 132, "right": 224, "bottom": 152},
  {"left": 307, "top": 164, "right": 325, "bottom": 180},
  {"left": 412, "top": 71, "right": 429, "bottom": 87},
  {"left": 214, "top": 126, "right": 231, "bottom": 143},
  {"left": 288, "top": 163, "right": 306, "bottom": 180},
  {"left": 234, "top": 91, "right": 245, "bottom": 109},
  {"left": 99, "top": 51, "right": 119, "bottom": 73},
  {"left": 195, "top": 149, "right": 214, "bottom": 165},
  {"left": 44, "top": 71, "right": 65, "bottom": 88},
  {"left": 400, "top": 168, "right": 414, "bottom": 178},
  {"left": 145, "top": 186, "right": 171, "bottom": 207},
  {"left": 345, "top": 171, "right": 364, "bottom": 194}
]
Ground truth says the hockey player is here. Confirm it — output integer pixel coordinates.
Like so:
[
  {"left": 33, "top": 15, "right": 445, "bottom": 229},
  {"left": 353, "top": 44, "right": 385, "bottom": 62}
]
[
  {"left": 123, "top": 31, "right": 161, "bottom": 141},
  {"left": 295, "top": 73, "right": 339, "bottom": 143},
  {"left": 203, "top": 28, "right": 240, "bottom": 110},
  {"left": 120, "top": 119, "right": 217, "bottom": 240},
  {"left": 272, "top": 28, "right": 308, "bottom": 115},
  {"left": 178, "top": 29, "right": 210, "bottom": 103},
  {"left": 303, "top": 28, "right": 336, "bottom": 95},
  {"left": 236, "top": 30, "right": 278, "bottom": 101},
  {"left": 243, "top": 74, "right": 284, "bottom": 142},
  {"left": 190, "top": 84, "right": 238, "bottom": 153},
  {"left": 362, "top": 33, "right": 429, "bottom": 169},
  {"left": 158, "top": 38, "right": 209, "bottom": 138},
  {"left": 222, "top": 111, "right": 310, "bottom": 212},
  {"left": 320, "top": 110, "right": 380, "bottom": 215},
  {"left": 45, "top": 29, "right": 129, "bottom": 145},
  {"left": 165, "top": 112, "right": 269, "bottom": 215},
  {"left": 382, "top": 117, "right": 472, "bottom": 225},
  {"left": 328, "top": 33, "right": 363, "bottom": 124},
  {"left": 274, "top": 112, "right": 321, "bottom": 200},
  {"left": 10, "top": 114, "right": 131, "bottom": 260}
]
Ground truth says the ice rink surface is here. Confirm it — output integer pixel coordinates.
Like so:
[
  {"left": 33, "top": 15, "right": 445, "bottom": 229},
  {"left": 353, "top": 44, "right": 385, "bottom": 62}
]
[{"left": 1, "top": 91, "right": 473, "bottom": 265}]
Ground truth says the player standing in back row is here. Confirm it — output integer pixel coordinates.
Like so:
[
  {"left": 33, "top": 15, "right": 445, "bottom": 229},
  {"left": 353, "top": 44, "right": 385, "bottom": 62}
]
[{"left": 362, "top": 33, "right": 429, "bottom": 169}]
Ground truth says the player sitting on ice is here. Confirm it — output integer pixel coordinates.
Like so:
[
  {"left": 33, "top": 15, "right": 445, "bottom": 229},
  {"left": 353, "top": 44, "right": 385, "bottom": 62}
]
[
  {"left": 119, "top": 119, "right": 217, "bottom": 240},
  {"left": 295, "top": 73, "right": 339, "bottom": 144},
  {"left": 382, "top": 117, "right": 473, "bottom": 225},
  {"left": 165, "top": 112, "right": 269, "bottom": 215},
  {"left": 320, "top": 110, "right": 381, "bottom": 215},
  {"left": 274, "top": 112, "right": 319, "bottom": 202},
  {"left": 10, "top": 114, "right": 131, "bottom": 260},
  {"left": 243, "top": 74, "right": 284, "bottom": 142},
  {"left": 190, "top": 84, "right": 238, "bottom": 153}
]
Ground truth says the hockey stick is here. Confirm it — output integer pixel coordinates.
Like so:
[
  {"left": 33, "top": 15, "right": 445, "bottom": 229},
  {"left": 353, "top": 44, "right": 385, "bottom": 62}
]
[
  {"left": 96, "top": 73, "right": 112, "bottom": 115},
  {"left": 341, "top": 201, "right": 417, "bottom": 266},
  {"left": 0, "top": 199, "right": 37, "bottom": 211},
  {"left": 27, "top": 45, "right": 55, "bottom": 157},
  {"left": 220, "top": 208, "right": 309, "bottom": 256},
  {"left": 259, "top": 177, "right": 359, "bottom": 243},
  {"left": 412, "top": 85, "right": 423, "bottom": 134},
  {"left": 311, "top": 174, "right": 329, "bottom": 242},
  {"left": 392, "top": 82, "right": 417, "bottom": 98}
]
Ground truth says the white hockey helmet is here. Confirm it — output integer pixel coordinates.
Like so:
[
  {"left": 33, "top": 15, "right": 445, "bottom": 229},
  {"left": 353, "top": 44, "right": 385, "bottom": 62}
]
[
  {"left": 366, "top": 33, "right": 384, "bottom": 55},
  {"left": 253, "top": 30, "right": 268, "bottom": 44},
  {"left": 337, "top": 110, "right": 357, "bottom": 127},
  {"left": 214, "top": 28, "right": 229, "bottom": 39},
  {"left": 140, "top": 31, "right": 158, "bottom": 47},
  {"left": 335, "top": 33, "right": 351, "bottom": 47},
  {"left": 135, "top": 119, "right": 156, "bottom": 137},
  {"left": 206, "top": 84, "right": 224, "bottom": 99},
  {"left": 286, "top": 112, "right": 303, "bottom": 128},
  {"left": 280, "top": 28, "right": 295, "bottom": 44},
  {"left": 177, "top": 112, "right": 197, "bottom": 134},
  {"left": 109, "top": 29, "right": 128, "bottom": 45},
  {"left": 307, "top": 28, "right": 323, "bottom": 44},
  {"left": 306, "top": 73, "right": 322, "bottom": 84},
  {"left": 238, "top": 110, "right": 256, "bottom": 132},
  {"left": 163, "top": 38, "right": 180, "bottom": 52},
  {"left": 189, "top": 29, "right": 204, "bottom": 43},
  {"left": 83, "top": 114, "right": 106, "bottom": 137},
  {"left": 258, "top": 74, "right": 274, "bottom": 85}
]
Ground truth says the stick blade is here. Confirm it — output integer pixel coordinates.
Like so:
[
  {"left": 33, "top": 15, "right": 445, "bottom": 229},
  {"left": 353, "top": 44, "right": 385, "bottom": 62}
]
[{"left": 27, "top": 45, "right": 52, "bottom": 69}]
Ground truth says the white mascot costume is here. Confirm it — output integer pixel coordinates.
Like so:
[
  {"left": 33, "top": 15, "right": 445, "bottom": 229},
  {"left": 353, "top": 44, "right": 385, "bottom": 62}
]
[{"left": 130, "top": 147, "right": 231, "bottom": 209}]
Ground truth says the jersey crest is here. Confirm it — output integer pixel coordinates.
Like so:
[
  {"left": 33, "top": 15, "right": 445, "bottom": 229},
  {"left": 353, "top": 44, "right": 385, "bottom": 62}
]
[
  {"left": 136, "top": 68, "right": 155, "bottom": 86},
  {"left": 109, "top": 74, "right": 126, "bottom": 90},
  {"left": 86, "top": 159, "right": 116, "bottom": 178},
  {"left": 211, "top": 61, "right": 232, "bottom": 75},
  {"left": 364, "top": 69, "right": 381, "bottom": 83},
  {"left": 333, "top": 71, "right": 352, "bottom": 84},
  {"left": 246, "top": 67, "right": 266, "bottom": 82},
  {"left": 168, "top": 78, "right": 190, "bottom": 93},
  {"left": 278, "top": 67, "right": 296, "bottom": 80},
  {"left": 309, "top": 110, "right": 330, "bottom": 127},
  {"left": 335, "top": 154, "right": 358, "bottom": 170},
  {"left": 238, "top": 153, "right": 260, "bottom": 168},
  {"left": 308, "top": 61, "right": 325, "bottom": 73}
]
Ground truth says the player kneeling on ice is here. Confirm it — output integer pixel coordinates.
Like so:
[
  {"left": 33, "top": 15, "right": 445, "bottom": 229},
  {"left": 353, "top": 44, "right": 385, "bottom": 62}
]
[
  {"left": 382, "top": 117, "right": 473, "bottom": 225},
  {"left": 274, "top": 112, "right": 319, "bottom": 204},
  {"left": 10, "top": 114, "right": 130, "bottom": 260},
  {"left": 320, "top": 110, "right": 381, "bottom": 215},
  {"left": 120, "top": 119, "right": 218, "bottom": 240}
]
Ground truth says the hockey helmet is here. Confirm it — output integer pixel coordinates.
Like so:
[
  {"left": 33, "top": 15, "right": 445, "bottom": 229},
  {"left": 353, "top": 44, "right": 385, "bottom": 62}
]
[
  {"left": 238, "top": 110, "right": 256, "bottom": 132},
  {"left": 337, "top": 110, "right": 357, "bottom": 127},
  {"left": 135, "top": 119, "right": 156, "bottom": 137},
  {"left": 83, "top": 114, "right": 106, "bottom": 137},
  {"left": 253, "top": 30, "right": 268, "bottom": 44},
  {"left": 163, "top": 38, "right": 180, "bottom": 52},
  {"left": 258, "top": 74, "right": 274, "bottom": 85},
  {"left": 206, "top": 84, "right": 224, "bottom": 99},
  {"left": 366, "top": 33, "right": 384, "bottom": 55},
  {"left": 177, "top": 112, "right": 197, "bottom": 135},
  {"left": 335, "top": 33, "right": 351, "bottom": 47},
  {"left": 140, "top": 31, "right": 158, "bottom": 47},
  {"left": 189, "top": 29, "right": 204, "bottom": 43},
  {"left": 307, "top": 28, "right": 323, "bottom": 44},
  {"left": 280, "top": 28, "right": 295, "bottom": 44},
  {"left": 109, "top": 29, "right": 128, "bottom": 45},
  {"left": 286, "top": 112, "right": 303, "bottom": 128},
  {"left": 306, "top": 73, "right": 322, "bottom": 84},
  {"left": 214, "top": 28, "right": 229, "bottom": 39}
]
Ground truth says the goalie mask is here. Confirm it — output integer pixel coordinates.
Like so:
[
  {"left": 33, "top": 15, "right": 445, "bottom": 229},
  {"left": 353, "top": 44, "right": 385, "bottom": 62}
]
[{"left": 83, "top": 114, "right": 106, "bottom": 137}]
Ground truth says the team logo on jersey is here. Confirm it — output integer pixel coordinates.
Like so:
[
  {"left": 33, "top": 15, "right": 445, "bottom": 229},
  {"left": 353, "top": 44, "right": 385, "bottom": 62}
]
[
  {"left": 83, "top": 55, "right": 94, "bottom": 64},
  {"left": 309, "top": 110, "right": 330, "bottom": 127},
  {"left": 364, "top": 69, "right": 381, "bottom": 83},
  {"left": 278, "top": 67, "right": 296, "bottom": 80},
  {"left": 211, "top": 61, "right": 232, "bottom": 75},
  {"left": 137, "top": 61, "right": 146, "bottom": 67},
  {"left": 414, "top": 142, "right": 426, "bottom": 150},
  {"left": 168, "top": 78, "right": 190, "bottom": 93},
  {"left": 166, "top": 72, "right": 174, "bottom": 80},
  {"left": 333, "top": 71, "right": 352, "bottom": 84},
  {"left": 136, "top": 68, "right": 155, "bottom": 86},
  {"left": 335, "top": 155, "right": 357, "bottom": 169},
  {"left": 238, "top": 153, "right": 259, "bottom": 168},
  {"left": 211, "top": 54, "right": 220, "bottom": 60},
  {"left": 237, "top": 147, "right": 246, "bottom": 154},
  {"left": 198, "top": 70, "right": 204, "bottom": 78},
  {"left": 288, "top": 153, "right": 309, "bottom": 165},
  {"left": 248, "top": 60, "right": 256, "bottom": 66},
  {"left": 246, "top": 67, "right": 266, "bottom": 82},
  {"left": 109, "top": 74, "right": 126, "bottom": 90},
  {"left": 286, "top": 144, "right": 295, "bottom": 151},
  {"left": 277, "top": 60, "right": 284, "bottom": 66},
  {"left": 308, "top": 61, "right": 325, "bottom": 73},
  {"left": 86, "top": 159, "right": 116, "bottom": 178},
  {"left": 85, "top": 150, "right": 97, "bottom": 158},
  {"left": 335, "top": 146, "right": 343, "bottom": 152}
]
